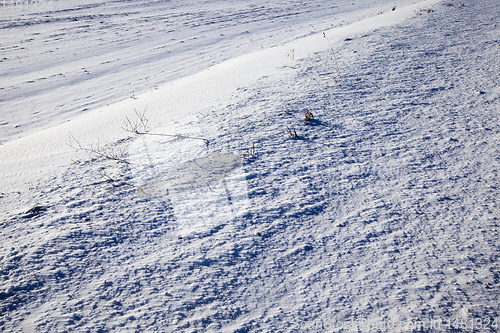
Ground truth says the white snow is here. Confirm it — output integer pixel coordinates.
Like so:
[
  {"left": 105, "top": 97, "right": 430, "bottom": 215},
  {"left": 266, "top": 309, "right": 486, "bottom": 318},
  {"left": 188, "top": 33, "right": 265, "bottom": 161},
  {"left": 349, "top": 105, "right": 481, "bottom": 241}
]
[{"left": 1, "top": 0, "right": 500, "bottom": 332}]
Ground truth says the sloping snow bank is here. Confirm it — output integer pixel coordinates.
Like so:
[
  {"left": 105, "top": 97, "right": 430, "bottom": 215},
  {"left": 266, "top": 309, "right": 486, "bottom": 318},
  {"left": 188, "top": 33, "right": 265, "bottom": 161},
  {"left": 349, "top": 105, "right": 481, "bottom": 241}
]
[
  {"left": 0, "top": 0, "right": 424, "bottom": 142},
  {"left": 1, "top": 0, "right": 500, "bottom": 332},
  {"left": 1, "top": 0, "right": 442, "bottom": 195}
]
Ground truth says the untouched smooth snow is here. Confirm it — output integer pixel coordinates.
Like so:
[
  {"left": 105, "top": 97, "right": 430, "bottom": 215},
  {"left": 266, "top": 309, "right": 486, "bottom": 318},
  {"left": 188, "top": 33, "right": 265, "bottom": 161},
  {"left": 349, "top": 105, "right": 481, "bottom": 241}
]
[{"left": 1, "top": 0, "right": 500, "bottom": 332}]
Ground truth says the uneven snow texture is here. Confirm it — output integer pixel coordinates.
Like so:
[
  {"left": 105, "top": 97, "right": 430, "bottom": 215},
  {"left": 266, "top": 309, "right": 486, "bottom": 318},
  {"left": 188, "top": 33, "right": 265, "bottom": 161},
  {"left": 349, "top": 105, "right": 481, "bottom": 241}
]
[
  {"left": 0, "top": 0, "right": 419, "bottom": 142},
  {"left": 1, "top": 0, "right": 500, "bottom": 332}
]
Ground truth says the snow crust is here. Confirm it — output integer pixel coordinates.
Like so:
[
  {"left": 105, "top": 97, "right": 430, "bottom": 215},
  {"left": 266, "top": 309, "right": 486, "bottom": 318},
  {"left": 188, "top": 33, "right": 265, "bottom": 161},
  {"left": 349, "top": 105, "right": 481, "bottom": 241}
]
[{"left": 1, "top": 0, "right": 500, "bottom": 332}]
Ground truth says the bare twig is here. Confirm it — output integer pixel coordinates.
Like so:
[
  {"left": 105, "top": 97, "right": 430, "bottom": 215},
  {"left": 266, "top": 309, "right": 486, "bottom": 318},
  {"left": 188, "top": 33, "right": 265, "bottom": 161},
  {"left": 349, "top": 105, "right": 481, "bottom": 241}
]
[
  {"left": 323, "top": 32, "right": 343, "bottom": 83},
  {"left": 68, "top": 133, "right": 130, "bottom": 164},
  {"left": 123, "top": 109, "right": 209, "bottom": 142},
  {"left": 142, "top": 132, "right": 209, "bottom": 142},
  {"left": 122, "top": 108, "right": 149, "bottom": 134}
]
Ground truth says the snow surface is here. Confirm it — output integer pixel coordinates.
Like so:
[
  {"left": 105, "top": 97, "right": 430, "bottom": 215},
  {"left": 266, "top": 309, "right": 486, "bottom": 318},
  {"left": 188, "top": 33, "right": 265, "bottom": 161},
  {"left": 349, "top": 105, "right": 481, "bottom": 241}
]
[
  {"left": 1, "top": 0, "right": 500, "bottom": 332},
  {"left": 0, "top": 0, "right": 421, "bottom": 142}
]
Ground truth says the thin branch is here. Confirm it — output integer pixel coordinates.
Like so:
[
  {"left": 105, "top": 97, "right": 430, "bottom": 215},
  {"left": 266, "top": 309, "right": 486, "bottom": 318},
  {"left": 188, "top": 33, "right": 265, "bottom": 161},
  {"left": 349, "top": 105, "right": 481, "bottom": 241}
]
[
  {"left": 68, "top": 133, "right": 130, "bottom": 164},
  {"left": 122, "top": 108, "right": 209, "bottom": 142},
  {"left": 123, "top": 128, "right": 209, "bottom": 142},
  {"left": 122, "top": 108, "right": 149, "bottom": 134},
  {"left": 143, "top": 132, "right": 209, "bottom": 142},
  {"left": 323, "top": 32, "right": 343, "bottom": 83}
]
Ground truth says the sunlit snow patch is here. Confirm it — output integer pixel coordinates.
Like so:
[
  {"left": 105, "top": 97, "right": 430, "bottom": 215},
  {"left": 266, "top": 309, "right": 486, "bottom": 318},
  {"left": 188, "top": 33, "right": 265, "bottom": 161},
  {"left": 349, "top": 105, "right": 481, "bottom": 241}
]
[{"left": 127, "top": 118, "right": 249, "bottom": 234}]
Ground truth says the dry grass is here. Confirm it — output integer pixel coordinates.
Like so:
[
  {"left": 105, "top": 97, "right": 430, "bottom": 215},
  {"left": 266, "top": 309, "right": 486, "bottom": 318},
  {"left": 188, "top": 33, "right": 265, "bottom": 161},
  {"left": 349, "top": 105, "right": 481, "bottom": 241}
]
[
  {"left": 123, "top": 108, "right": 149, "bottom": 135},
  {"left": 304, "top": 110, "right": 314, "bottom": 122},
  {"left": 323, "top": 32, "right": 343, "bottom": 83},
  {"left": 287, "top": 126, "right": 299, "bottom": 138},
  {"left": 243, "top": 142, "right": 256, "bottom": 158}
]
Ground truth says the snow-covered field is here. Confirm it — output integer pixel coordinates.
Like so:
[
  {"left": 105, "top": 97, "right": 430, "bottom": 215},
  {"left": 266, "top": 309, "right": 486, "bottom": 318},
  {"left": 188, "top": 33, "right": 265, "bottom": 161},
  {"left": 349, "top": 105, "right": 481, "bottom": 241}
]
[
  {"left": 1, "top": 0, "right": 500, "bottom": 332},
  {"left": 0, "top": 0, "right": 422, "bottom": 142}
]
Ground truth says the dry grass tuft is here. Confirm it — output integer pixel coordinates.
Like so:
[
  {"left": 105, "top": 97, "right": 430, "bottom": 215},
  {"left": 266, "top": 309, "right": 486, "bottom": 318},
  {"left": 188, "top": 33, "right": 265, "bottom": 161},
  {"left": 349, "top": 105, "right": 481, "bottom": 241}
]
[
  {"left": 304, "top": 110, "right": 314, "bottom": 122},
  {"left": 243, "top": 142, "right": 256, "bottom": 159},
  {"left": 287, "top": 126, "right": 299, "bottom": 139}
]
